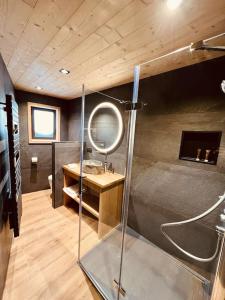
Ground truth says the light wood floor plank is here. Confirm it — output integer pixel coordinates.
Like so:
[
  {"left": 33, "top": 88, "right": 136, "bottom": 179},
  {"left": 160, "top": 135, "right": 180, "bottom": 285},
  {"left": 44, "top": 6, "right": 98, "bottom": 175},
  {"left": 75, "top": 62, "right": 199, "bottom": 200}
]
[{"left": 2, "top": 189, "right": 102, "bottom": 300}]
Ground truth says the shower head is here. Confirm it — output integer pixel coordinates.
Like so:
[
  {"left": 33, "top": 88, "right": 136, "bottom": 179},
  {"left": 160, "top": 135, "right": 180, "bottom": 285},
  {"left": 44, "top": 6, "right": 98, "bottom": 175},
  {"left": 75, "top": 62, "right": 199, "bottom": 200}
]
[{"left": 190, "top": 40, "right": 225, "bottom": 52}]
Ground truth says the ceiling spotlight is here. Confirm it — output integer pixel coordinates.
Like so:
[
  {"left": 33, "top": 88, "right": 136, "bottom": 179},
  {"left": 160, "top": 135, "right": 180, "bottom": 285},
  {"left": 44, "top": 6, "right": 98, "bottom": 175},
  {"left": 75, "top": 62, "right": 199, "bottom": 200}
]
[
  {"left": 59, "top": 68, "right": 70, "bottom": 75},
  {"left": 221, "top": 80, "right": 225, "bottom": 94},
  {"left": 167, "top": 0, "right": 182, "bottom": 10},
  {"left": 35, "top": 86, "right": 43, "bottom": 90}
]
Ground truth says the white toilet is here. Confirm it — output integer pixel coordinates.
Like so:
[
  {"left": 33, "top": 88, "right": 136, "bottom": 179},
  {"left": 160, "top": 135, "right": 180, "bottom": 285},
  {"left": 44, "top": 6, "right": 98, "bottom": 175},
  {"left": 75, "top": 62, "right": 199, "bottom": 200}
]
[{"left": 48, "top": 175, "right": 52, "bottom": 191}]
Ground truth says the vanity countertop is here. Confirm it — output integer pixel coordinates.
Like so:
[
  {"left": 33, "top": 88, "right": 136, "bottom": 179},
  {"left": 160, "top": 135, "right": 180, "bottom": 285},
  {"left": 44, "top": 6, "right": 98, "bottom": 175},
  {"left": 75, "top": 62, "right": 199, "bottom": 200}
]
[{"left": 63, "top": 164, "right": 125, "bottom": 189}]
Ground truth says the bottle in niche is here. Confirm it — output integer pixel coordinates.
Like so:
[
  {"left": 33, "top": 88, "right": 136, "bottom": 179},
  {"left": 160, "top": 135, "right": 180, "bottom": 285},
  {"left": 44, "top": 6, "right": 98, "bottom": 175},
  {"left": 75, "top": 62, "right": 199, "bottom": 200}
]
[
  {"left": 204, "top": 149, "right": 211, "bottom": 162},
  {"left": 211, "top": 149, "right": 219, "bottom": 164},
  {"left": 196, "top": 148, "right": 201, "bottom": 161}
]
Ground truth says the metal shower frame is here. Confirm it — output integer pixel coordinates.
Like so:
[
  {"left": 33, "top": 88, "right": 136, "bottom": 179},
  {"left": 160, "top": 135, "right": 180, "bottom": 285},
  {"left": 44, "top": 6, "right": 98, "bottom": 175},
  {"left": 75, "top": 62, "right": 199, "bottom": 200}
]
[{"left": 77, "top": 32, "right": 225, "bottom": 300}]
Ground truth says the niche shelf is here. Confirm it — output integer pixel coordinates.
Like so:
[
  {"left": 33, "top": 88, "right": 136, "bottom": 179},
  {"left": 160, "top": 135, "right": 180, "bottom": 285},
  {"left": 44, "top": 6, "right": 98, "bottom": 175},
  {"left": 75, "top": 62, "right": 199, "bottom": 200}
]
[{"left": 179, "top": 131, "right": 222, "bottom": 165}]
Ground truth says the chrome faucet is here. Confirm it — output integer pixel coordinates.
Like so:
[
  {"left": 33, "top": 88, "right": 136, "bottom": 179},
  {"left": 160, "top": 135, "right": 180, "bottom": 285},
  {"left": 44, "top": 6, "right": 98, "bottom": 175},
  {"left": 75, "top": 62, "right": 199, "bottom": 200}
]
[
  {"left": 104, "top": 153, "right": 108, "bottom": 173},
  {"left": 107, "top": 162, "right": 114, "bottom": 173},
  {"left": 103, "top": 153, "right": 114, "bottom": 173}
]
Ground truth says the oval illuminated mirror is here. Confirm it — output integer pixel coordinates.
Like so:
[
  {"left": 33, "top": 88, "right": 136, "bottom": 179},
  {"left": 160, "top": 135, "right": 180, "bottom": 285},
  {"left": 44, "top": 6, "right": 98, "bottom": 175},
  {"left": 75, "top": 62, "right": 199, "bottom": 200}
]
[{"left": 88, "top": 102, "right": 123, "bottom": 154}]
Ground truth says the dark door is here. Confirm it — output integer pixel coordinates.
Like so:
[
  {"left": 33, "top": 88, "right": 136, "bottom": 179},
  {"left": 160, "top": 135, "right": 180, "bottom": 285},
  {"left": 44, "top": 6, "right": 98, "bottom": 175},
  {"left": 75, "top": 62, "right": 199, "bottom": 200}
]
[{"left": 0, "top": 100, "right": 12, "bottom": 298}]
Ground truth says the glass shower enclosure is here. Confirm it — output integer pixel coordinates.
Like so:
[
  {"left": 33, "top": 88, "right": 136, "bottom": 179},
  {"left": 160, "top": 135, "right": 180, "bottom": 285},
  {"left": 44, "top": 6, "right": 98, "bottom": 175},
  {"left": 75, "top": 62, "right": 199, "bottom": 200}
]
[
  {"left": 78, "top": 86, "right": 130, "bottom": 300},
  {"left": 78, "top": 34, "right": 225, "bottom": 300}
]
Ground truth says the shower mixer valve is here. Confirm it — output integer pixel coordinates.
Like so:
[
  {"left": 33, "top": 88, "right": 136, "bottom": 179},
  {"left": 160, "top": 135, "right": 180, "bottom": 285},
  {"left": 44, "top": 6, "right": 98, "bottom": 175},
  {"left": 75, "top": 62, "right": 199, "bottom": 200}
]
[
  {"left": 219, "top": 203, "right": 225, "bottom": 223},
  {"left": 220, "top": 213, "right": 225, "bottom": 222},
  {"left": 219, "top": 195, "right": 225, "bottom": 224}
]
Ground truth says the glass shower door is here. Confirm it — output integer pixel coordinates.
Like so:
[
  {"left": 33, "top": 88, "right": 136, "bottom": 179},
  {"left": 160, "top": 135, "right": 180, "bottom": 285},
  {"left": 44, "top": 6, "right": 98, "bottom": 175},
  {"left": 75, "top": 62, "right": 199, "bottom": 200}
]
[
  {"left": 78, "top": 86, "right": 130, "bottom": 300},
  {"left": 119, "top": 36, "right": 225, "bottom": 300}
]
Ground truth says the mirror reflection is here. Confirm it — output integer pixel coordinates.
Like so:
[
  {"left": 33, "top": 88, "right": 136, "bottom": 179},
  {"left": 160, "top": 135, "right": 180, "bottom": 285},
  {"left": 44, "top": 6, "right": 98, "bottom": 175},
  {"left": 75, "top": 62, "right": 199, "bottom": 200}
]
[{"left": 88, "top": 102, "right": 123, "bottom": 154}]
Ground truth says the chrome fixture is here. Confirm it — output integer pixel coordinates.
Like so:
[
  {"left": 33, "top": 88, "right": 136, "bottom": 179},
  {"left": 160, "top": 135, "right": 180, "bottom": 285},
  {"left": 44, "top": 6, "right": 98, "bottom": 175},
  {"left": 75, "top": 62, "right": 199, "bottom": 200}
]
[
  {"left": 221, "top": 80, "right": 225, "bottom": 94},
  {"left": 107, "top": 162, "right": 114, "bottom": 174},
  {"left": 113, "top": 279, "right": 126, "bottom": 297},
  {"left": 59, "top": 68, "right": 70, "bottom": 74},
  {"left": 104, "top": 153, "right": 108, "bottom": 173},
  {"left": 190, "top": 40, "right": 225, "bottom": 52},
  {"left": 35, "top": 86, "right": 43, "bottom": 90},
  {"left": 103, "top": 153, "right": 114, "bottom": 173}
]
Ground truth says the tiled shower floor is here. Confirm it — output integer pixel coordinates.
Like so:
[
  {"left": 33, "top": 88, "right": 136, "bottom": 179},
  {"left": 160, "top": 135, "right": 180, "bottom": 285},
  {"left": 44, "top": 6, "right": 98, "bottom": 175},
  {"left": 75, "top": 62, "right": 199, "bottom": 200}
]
[{"left": 80, "top": 226, "right": 210, "bottom": 300}]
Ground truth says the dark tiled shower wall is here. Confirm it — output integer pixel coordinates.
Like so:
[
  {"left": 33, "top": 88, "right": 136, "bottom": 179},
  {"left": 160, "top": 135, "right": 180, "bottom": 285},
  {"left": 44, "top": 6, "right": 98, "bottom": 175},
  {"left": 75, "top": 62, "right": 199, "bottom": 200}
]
[
  {"left": 129, "top": 56, "right": 225, "bottom": 274},
  {"left": 15, "top": 90, "right": 70, "bottom": 194}
]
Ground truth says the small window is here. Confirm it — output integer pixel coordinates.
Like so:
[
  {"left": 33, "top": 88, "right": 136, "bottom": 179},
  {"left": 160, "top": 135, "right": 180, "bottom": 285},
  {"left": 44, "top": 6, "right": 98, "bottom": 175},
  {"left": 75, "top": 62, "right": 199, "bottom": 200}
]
[{"left": 28, "top": 103, "right": 60, "bottom": 144}]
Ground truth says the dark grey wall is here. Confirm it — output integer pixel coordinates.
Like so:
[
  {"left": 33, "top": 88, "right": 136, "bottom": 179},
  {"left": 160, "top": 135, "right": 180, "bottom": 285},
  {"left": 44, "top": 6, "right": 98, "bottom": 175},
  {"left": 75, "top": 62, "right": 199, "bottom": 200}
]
[
  {"left": 52, "top": 141, "right": 80, "bottom": 208},
  {"left": 68, "top": 85, "right": 132, "bottom": 175},
  {"left": 129, "top": 56, "right": 225, "bottom": 276},
  {"left": 15, "top": 90, "right": 69, "bottom": 194},
  {"left": 68, "top": 100, "right": 81, "bottom": 141}
]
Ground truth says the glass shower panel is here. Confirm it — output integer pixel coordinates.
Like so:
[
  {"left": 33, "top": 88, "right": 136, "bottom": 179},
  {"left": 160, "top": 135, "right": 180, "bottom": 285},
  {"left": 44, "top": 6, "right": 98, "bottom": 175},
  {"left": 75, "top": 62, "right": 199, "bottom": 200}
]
[
  {"left": 120, "top": 37, "right": 225, "bottom": 299},
  {"left": 78, "top": 86, "right": 130, "bottom": 300}
]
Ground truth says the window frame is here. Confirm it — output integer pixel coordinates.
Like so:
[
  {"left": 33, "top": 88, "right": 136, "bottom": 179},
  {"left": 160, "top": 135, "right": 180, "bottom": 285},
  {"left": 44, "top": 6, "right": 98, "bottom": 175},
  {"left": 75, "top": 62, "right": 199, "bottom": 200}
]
[{"left": 28, "top": 102, "right": 61, "bottom": 144}]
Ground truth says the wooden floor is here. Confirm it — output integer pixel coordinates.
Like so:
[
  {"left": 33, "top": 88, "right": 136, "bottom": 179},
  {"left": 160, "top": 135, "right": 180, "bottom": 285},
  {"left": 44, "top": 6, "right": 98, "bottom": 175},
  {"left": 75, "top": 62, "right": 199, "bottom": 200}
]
[{"left": 2, "top": 190, "right": 102, "bottom": 300}]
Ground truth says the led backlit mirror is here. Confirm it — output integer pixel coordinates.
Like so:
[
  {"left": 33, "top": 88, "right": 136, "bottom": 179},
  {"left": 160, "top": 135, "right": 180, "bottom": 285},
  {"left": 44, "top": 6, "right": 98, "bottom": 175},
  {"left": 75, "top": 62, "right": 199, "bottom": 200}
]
[{"left": 88, "top": 102, "right": 123, "bottom": 154}]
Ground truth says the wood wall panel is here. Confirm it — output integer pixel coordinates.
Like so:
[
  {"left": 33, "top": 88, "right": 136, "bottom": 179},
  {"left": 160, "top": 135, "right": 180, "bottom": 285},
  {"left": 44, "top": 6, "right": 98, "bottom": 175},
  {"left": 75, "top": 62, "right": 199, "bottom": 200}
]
[
  {"left": 7, "top": 0, "right": 84, "bottom": 81},
  {"left": 0, "top": 0, "right": 33, "bottom": 65},
  {"left": 0, "top": 0, "right": 224, "bottom": 99}
]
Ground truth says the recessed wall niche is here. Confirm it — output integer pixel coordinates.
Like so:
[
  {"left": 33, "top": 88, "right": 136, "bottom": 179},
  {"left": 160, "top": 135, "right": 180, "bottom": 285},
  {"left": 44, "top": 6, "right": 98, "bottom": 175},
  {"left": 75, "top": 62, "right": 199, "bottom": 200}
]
[{"left": 179, "top": 131, "right": 222, "bottom": 165}]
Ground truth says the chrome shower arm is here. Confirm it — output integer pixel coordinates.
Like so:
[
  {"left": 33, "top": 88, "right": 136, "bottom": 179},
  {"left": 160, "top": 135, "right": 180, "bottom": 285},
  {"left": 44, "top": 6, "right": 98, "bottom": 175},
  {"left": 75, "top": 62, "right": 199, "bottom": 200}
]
[{"left": 201, "top": 45, "right": 225, "bottom": 52}]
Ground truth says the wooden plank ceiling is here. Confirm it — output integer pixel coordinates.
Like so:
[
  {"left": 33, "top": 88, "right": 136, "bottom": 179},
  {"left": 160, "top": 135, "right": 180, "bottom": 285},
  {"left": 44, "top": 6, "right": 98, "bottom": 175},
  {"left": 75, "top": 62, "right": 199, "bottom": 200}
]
[{"left": 0, "top": 0, "right": 225, "bottom": 99}]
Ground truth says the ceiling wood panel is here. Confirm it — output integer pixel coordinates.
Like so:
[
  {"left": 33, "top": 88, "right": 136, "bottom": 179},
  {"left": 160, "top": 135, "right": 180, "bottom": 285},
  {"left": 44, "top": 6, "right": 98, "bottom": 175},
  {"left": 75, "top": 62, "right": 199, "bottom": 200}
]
[
  {"left": 0, "top": 0, "right": 224, "bottom": 99},
  {"left": 0, "top": 0, "right": 33, "bottom": 65},
  {"left": 7, "top": 0, "right": 84, "bottom": 80}
]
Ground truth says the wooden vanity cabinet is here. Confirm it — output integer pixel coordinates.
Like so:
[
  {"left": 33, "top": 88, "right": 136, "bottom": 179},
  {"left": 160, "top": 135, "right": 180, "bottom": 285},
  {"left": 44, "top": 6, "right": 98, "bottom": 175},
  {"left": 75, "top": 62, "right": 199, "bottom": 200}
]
[{"left": 63, "top": 165, "right": 125, "bottom": 238}]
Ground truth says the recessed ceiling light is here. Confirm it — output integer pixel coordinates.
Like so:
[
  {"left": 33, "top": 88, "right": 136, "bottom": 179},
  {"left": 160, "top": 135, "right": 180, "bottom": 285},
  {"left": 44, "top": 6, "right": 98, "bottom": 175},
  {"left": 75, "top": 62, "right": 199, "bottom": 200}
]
[
  {"left": 167, "top": 0, "right": 182, "bottom": 10},
  {"left": 35, "top": 86, "right": 43, "bottom": 90},
  {"left": 59, "top": 68, "right": 70, "bottom": 75}
]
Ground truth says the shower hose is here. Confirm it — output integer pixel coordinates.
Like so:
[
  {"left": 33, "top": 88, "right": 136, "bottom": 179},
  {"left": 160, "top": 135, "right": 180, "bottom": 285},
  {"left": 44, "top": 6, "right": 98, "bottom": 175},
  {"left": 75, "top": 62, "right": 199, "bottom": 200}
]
[{"left": 160, "top": 192, "right": 225, "bottom": 262}]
